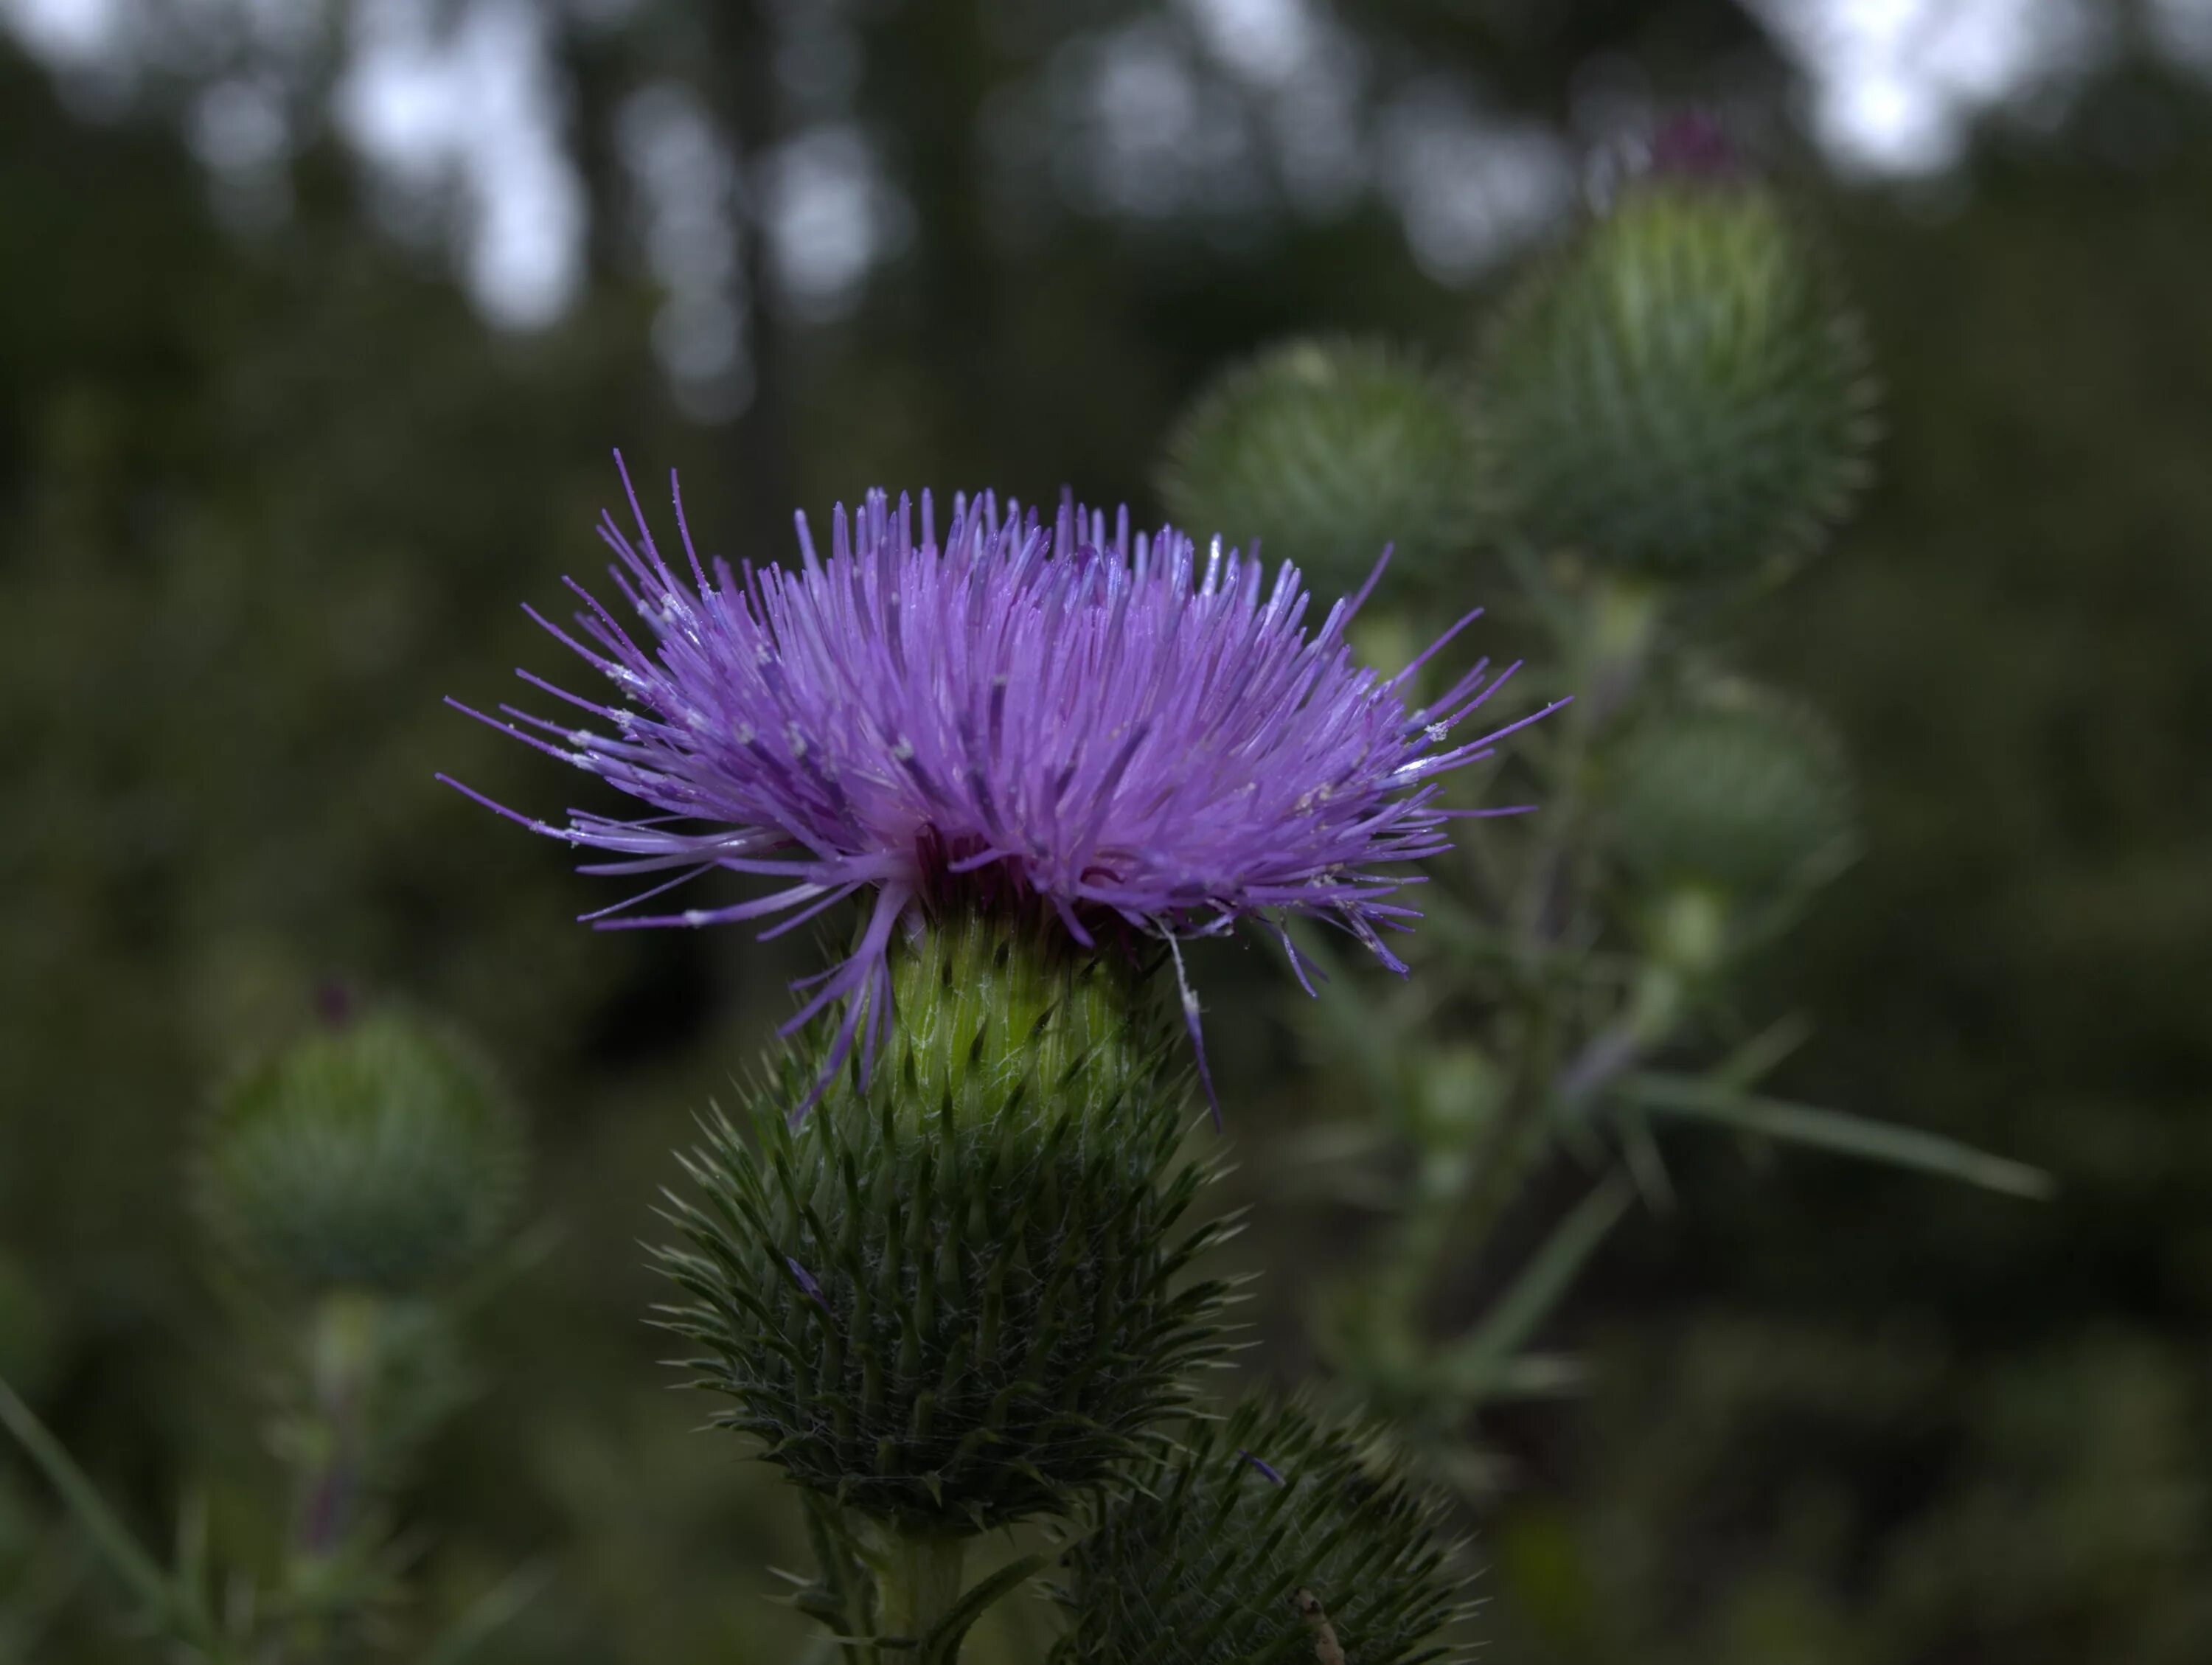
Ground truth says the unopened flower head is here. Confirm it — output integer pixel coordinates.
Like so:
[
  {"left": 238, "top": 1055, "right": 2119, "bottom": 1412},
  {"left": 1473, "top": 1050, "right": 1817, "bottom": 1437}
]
[{"left": 445, "top": 459, "right": 1557, "bottom": 1109}]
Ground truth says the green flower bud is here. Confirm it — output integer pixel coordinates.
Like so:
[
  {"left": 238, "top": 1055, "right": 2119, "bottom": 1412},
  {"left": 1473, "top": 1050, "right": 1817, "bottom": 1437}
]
[
  {"left": 198, "top": 1010, "right": 524, "bottom": 1293},
  {"left": 656, "top": 911, "right": 1231, "bottom": 1532},
  {"left": 1610, "top": 692, "right": 1857, "bottom": 900},
  {"left": 1054, "top": 1400, "right": 1471, "bottom": 1665},
  {"left": 1479, "top": 175, "right": 1877, "bottom": 583},
  {"left": 1159, "top": 338, "right": 1482, "bottom": 594}
]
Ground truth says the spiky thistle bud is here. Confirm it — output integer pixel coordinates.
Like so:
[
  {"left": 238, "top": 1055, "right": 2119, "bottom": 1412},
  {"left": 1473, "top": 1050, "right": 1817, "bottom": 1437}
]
[
  {"left": 1479, "top": 152, "right": 1876, "bottom": 583},
  {"left": 1054, "top": 1400, "right": 1472, "bottom": 1665},
  {"left": 197, "top": 1010, "right": 525, "bottom": 1294},
  {"left": 1158, "top": 338, "right": 1483, "bottom": 594},
  {"left": 1610, "top": 689, "right": 1857, "bottom": 903},
  {"left": 655, "top": 909, "right": 1233, "bottom": 1532}
]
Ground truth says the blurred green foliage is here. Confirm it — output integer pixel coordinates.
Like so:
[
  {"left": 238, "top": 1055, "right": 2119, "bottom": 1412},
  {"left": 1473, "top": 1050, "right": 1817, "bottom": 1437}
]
[{"left": 1, "top": 9, "right": 2210, "bottom": 1664}]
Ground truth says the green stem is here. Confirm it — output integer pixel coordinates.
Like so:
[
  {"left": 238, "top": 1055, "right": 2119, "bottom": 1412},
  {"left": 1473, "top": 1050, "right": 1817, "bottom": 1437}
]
[
  {"left": 293, "top": 1291, "right": 380, "bottom": 1562},
  {"left": 877, "top": 1532, "right": 966, "bottom": 1655},
  {"left": 1381, "top": 573, "right": 1654, "bottom": 1352},
  {"left": 1439, "top": 987, "right": 1563, "bottom": 1282}
]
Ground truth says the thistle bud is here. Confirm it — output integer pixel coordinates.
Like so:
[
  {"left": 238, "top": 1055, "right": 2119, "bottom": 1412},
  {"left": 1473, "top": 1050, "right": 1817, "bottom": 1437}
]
[
  {"left": 1610, "top": 692, "right": 1857, "bottom": 903},
  {"left": 1479, "top": 154, "right": 1876, "bottom": 583},
  {"left": 197, "top": 1009, "right": 524, "bottom": 1293},
  {"left": 1158, "top": 338, "right": 1483, "bottom": 594},
  {"left": 1055, "top": 1400, "right": 1470, "bottom": 1664},
  {"left": 655, "top": 911, "right": 1231, "bottom": 1532}
]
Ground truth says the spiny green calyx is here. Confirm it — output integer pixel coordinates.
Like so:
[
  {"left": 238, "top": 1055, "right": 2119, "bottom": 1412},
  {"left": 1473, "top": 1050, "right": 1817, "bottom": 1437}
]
[
  {"left": 1054, "top": 1400, "right": 1471, "bottom": 1665},
  {"left": 1610, "top": 688, "right": 1857, "bottom": 900},
  {"left": 877, "top": 906, "right": 1174, "bottom": 1130},
  {"left": 1479, "top": 175, "right": 1877, "bottom": 583},
  {"left": 197, "top": 1010, "right": 524, "bottom": 1293},
  {"left": 1159, "top": 338, "right": 1483, "bottom": 594},
  {"left": 655, "top": 911, "right": 1232, "bottom": 1532}
]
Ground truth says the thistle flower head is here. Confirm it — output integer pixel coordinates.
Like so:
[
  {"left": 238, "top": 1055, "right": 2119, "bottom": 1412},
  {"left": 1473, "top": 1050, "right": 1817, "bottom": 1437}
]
[{"left": 447, "top": 460, "right": 1552, "bottom": 1110}]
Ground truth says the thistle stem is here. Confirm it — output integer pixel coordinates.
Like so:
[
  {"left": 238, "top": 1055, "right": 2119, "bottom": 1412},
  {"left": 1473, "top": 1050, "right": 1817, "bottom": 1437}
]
[
  {"left": 876, "top": 1531, "right": 966, "bottom": 1657},
  {"left": 293, "top": 1291, "right": 380, "bottom": 1562},
  {"left": 1383, "top": 571, "right": 1652, "bottom": 1357}
]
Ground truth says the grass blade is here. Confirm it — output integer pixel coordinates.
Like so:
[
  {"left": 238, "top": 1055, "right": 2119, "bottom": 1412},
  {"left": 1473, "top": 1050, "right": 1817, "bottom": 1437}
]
[{"left": 0, "top": 1371, "right": 178, "bottom": 1630}]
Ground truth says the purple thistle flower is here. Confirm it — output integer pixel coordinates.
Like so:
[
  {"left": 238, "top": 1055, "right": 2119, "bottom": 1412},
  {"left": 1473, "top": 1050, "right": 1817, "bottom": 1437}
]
[{"left": 443, "top": 457, "right": 1559, "bottom": 1113}]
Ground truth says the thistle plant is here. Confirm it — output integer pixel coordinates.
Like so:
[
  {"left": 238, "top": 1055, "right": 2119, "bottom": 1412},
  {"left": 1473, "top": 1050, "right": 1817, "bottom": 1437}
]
[
  {"left": 1160, "top": 117, "right": 2046, "bottom": 1495},
  {"left": 441, "top": 462, "right": 1540, "bottom": 1657},
  {"left": 0, "top": 1002, "right": 543, "bottom": 1664},
  {"left": 0, "top": 108, "right": 2051, "bottom": 1665}
]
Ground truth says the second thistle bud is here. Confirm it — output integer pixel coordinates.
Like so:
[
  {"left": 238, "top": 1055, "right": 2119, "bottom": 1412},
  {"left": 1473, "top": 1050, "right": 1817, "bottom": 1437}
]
[
  {"left": 196, "top": 1009, "right": 524, "bottom": 1294},
  {"left": 1610, "top": 689, "right": 1857, "bottom": 910},
  {"left": 1159, "top": 338, "right": 1483, "bottom": 594},
  {"left": 1054, "top": 1400, "right": 1471, "bottom": 1665},
  {"left": 657, "top": 911, "right": 1231, "bottom": 1532},
  {"left": 1479, "top": 150, "right": 1876, "bottom": 583}
]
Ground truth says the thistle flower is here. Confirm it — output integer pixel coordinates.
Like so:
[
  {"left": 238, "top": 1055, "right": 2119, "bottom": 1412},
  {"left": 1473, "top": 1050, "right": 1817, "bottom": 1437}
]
[{"left": 445, "top": 460, "right": 1554, "bottom": 1108}]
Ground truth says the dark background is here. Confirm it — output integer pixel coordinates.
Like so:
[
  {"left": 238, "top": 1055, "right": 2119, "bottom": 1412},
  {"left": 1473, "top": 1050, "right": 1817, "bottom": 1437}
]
[{"left": 3, "top": 2, "right": 2210, "bottom": 1661}]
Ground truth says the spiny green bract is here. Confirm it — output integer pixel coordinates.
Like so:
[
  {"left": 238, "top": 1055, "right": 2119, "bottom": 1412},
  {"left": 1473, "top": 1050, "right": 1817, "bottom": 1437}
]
[
  {"left": 196, "top": 1011, "right": 524, "bottom": 1294},
  {"left": 1610, "top": 688, "right": 1857, "bottom": 897},
  {"left": 654, "top": 913, "right": 1233, "bottom": 1532},
  {"left": 1054, "top": 1400, "right": 1472, "bottom": 1665},
  {"left": 878, "top": 907, "right": 1174, "bottom": 1130},
  {"left": 1479, "top": 176, "right": 1877, "bottom": 583},
  {"left": 1158, "top": 338, "right": 1482, "bottom": 594}
]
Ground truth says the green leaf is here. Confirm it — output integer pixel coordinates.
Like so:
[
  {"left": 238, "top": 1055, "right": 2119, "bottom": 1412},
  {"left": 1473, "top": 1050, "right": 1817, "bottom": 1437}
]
[
  {"left": 1709, "top": 1010, "right": 1816, "bottom": 1088},
  {"left": 171, "top": 1487, "right": 219, "bottom": 1643},
  {"left": 1624, "top": 1071, "right": 2055, "bottom": 1198},
  {"left": 1440, "top": 1176, "right": 1634, "bottom": 1398},
  {"left": 917, "top": 1551, "right": 1048, "bottom": 1665}
]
